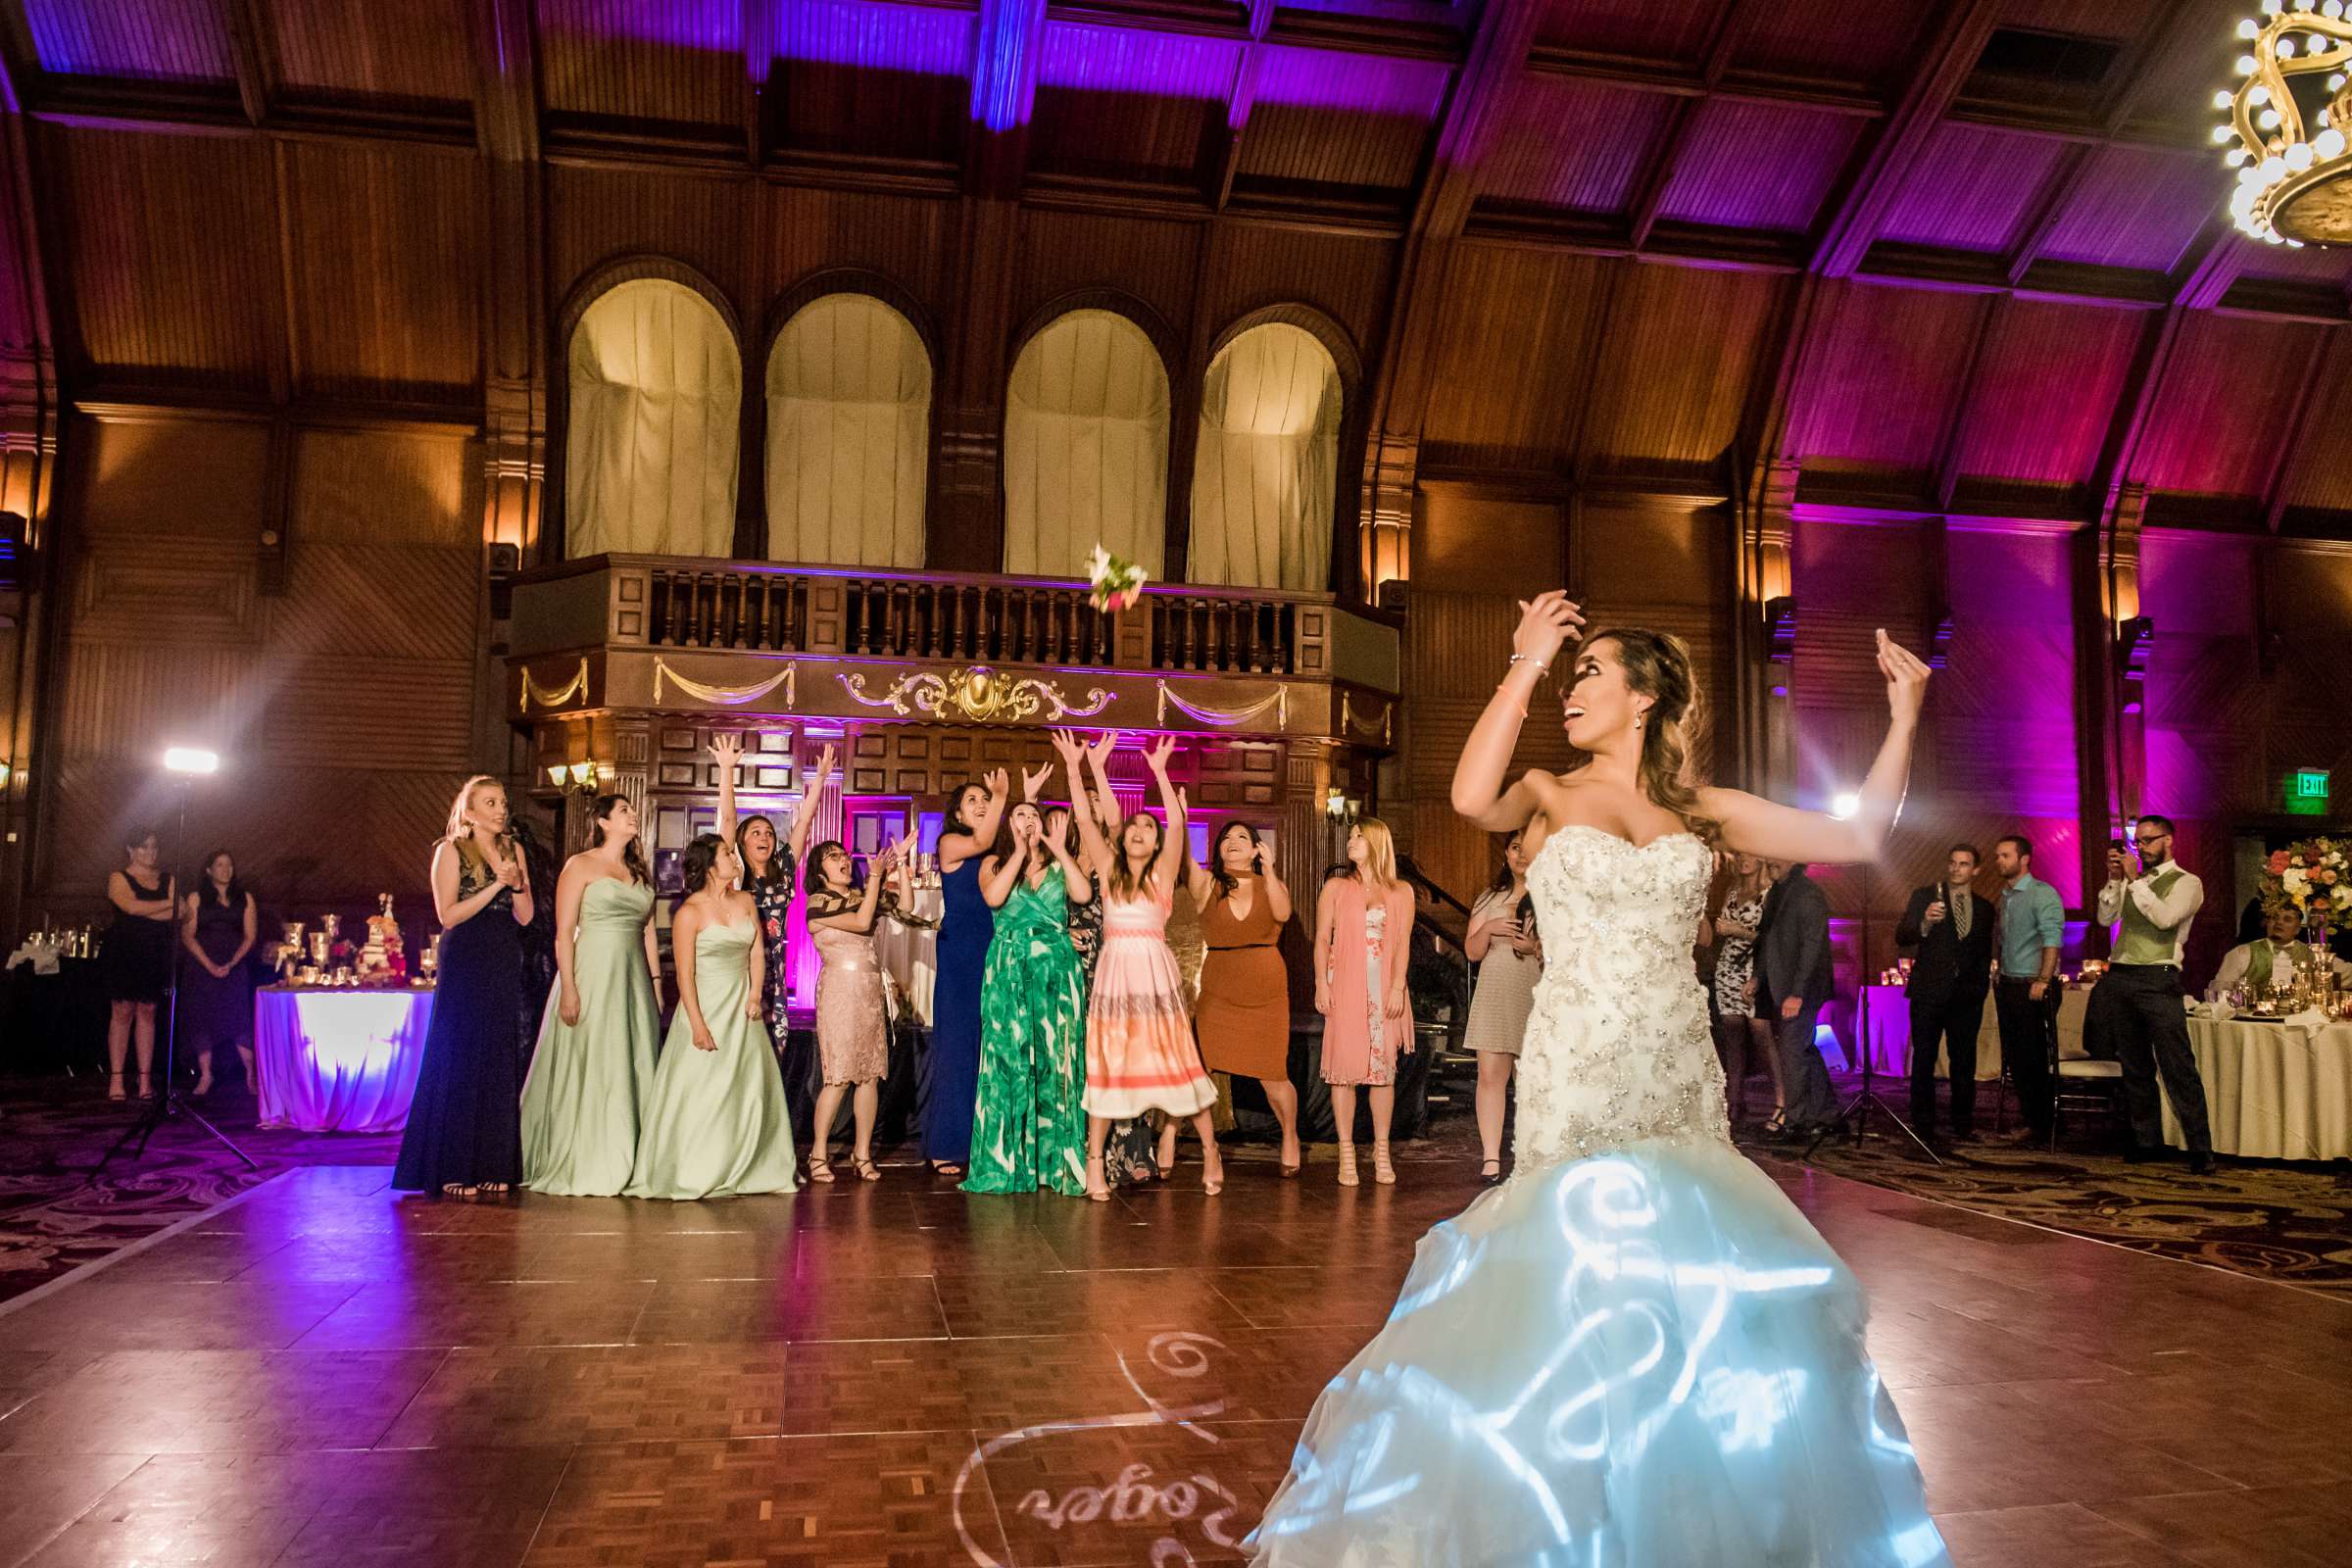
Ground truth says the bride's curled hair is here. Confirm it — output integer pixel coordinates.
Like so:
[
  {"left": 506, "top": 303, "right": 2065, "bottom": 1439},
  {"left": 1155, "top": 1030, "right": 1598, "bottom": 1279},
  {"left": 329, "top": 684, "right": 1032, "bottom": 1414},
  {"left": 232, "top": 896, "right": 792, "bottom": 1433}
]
[{"left": 1572, "top": 627, "right": 1720, "bottom": 845}]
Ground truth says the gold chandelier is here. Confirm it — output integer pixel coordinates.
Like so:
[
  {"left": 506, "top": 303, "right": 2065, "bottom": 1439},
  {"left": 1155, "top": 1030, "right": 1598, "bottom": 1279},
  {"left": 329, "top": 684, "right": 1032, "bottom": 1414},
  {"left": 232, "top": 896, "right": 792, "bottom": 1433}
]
[{"left": 2224, "top": 1, "right": 2352, "bottom": 246}]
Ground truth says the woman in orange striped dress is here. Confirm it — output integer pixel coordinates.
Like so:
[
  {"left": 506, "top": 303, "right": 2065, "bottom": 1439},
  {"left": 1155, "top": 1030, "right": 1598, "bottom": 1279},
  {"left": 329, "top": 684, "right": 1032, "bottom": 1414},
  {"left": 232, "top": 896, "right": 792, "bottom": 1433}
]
[{"left": 1051, "top": 729, "right": 1222, "bottom": 1201}]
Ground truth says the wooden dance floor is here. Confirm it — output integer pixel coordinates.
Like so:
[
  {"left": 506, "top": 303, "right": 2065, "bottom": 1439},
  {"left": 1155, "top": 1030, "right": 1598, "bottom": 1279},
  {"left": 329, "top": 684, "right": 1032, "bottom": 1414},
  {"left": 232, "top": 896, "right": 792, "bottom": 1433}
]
[{"left": 1, "top": 1155, "right": 2348, "bottom": 1567}]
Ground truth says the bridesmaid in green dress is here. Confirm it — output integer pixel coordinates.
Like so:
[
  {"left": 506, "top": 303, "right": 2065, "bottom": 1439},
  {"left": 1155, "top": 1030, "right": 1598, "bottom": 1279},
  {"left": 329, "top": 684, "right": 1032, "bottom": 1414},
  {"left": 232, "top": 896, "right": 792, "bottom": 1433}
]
[
  {"left": 963, "top": 802, "right": 1093, "bottom": 1197},
  {"left": 626, "top": 833, "right": 799, "bottom": 1200},
  {"left": 521, "top": 795, "right": 662, "bottom": 1196}
]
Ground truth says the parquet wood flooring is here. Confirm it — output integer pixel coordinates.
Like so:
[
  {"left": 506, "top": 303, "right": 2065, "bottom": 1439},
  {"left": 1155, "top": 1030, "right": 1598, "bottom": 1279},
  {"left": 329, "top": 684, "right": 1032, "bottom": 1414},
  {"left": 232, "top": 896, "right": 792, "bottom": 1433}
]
[{"left": 2, "top": 1157, "right": 2348, "bottom": 1567}]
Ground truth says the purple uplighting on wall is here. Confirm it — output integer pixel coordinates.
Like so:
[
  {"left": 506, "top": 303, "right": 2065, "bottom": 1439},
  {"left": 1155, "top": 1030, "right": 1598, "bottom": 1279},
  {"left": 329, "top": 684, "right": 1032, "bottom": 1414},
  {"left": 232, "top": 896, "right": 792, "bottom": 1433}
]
[
  {"left": 1249, "top": 45, "right": 1449, "bottom": 116},
  {"left": 777, "top": 0, "right": 971, "bottom": 75},
  {"left": 971, "top": 0, "right": 1046, "bottom": 131}
]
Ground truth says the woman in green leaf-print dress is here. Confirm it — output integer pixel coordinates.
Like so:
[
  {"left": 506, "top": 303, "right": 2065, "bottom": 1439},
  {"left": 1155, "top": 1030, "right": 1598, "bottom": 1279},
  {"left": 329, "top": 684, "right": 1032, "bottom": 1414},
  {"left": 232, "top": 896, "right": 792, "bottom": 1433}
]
[{"left": 963, "top": 801, "right": 1093, "bottom": 1197}]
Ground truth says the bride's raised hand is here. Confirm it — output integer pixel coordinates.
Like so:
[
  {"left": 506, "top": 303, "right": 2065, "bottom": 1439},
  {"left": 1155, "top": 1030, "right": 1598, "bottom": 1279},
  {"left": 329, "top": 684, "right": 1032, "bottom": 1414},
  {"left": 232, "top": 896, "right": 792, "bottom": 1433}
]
[
  {"left": 1512, "top": 591, "right": 1585, "bottom": 670},
  {"left": 1875, "top": 629, "right": 1932, "bottom": 725}
]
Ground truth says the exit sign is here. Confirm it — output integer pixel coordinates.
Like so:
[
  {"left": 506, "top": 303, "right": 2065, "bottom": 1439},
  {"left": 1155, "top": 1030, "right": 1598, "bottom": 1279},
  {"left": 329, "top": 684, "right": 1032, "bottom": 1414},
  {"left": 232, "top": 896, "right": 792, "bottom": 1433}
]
[{"left": 2286, "top": 768, "right": 2331, "bottom": 815}]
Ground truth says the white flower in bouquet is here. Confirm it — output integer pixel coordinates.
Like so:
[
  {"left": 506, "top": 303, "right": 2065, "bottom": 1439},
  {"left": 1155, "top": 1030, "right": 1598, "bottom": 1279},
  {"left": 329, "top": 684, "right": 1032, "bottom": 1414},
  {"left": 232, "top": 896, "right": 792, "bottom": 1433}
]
[
  {"left": 1085, "top": 543, "right": 1149, "bottom": 612},
  {"left": 2283, "top": 867, "right": 2312, "bottom": 899},
  {"left": 2334, "top": 883, "right": 2352, "bottom": 910}
]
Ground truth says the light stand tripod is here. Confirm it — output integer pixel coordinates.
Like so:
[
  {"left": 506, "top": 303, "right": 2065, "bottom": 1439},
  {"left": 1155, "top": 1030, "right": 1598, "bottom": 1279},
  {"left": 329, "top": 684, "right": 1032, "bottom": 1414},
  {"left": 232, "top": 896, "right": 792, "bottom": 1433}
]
[
  {"left": 96, "top": 765, "right": 257, "bottom": 1174},
  {"left": 1805, "top": 860, "right": 1942, "bottom": 1165}
]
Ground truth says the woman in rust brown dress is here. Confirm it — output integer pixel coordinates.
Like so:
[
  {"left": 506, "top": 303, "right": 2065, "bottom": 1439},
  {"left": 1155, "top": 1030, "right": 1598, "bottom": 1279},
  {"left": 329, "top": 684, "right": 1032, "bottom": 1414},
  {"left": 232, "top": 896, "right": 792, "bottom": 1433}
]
[{"left": 1188, "top": 820, "right": 1300, "bottom": 1175}]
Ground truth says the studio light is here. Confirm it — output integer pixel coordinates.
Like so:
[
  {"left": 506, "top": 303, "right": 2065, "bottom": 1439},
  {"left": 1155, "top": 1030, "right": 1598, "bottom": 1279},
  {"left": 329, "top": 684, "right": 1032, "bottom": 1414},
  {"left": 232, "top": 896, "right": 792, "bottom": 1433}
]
[
  {"left": 1830, "top": 792, "right": 1860, "bottom": 821},
  {"left": 164, "top": 747, "right": 220, "bottom": 775}
]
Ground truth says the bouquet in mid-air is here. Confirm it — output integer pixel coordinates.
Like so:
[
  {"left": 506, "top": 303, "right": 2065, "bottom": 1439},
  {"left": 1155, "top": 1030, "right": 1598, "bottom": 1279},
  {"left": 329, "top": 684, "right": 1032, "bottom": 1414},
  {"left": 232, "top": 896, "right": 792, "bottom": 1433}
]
[{"left": 1085, "top": 544, "right": 1149, "bottom": 612}]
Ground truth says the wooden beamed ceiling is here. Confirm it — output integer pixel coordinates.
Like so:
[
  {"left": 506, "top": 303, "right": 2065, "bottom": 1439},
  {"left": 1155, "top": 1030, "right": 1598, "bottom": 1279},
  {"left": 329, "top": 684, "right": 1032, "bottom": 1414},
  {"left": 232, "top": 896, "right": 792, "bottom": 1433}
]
[{"left": 3, "top": 0, "right": 2349, "bottom": 542}]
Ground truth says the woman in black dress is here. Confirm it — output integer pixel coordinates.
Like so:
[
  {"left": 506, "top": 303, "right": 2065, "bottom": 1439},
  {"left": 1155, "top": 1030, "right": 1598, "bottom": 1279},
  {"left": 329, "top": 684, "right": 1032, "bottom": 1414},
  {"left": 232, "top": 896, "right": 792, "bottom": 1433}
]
[
  {"left": 394, "top": 775, "right": 534, "bottom": 1197},
  {"left": 101, "top": 827, "right": 175, "bottom": 1101},
  {"left": 179, "top": 850, "right": 258, "bottom": 1096}
]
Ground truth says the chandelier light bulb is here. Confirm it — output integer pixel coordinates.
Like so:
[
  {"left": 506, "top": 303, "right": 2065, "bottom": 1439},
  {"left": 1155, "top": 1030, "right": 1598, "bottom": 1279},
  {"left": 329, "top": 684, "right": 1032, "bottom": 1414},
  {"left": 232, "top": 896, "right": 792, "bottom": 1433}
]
[
  {"left": 2216, "top": 87, "right": 2238, "bottom": 109},
  {"left": 2318, "top": 126, "right": 2347, "bottom": 157},
  {"left": 2239, "top": 53, "right": 2260, "bottom": 73},
  {"left": 2241, "top": 16, "right": 2262, "bottom": 35},
  {"left": 2328, "top": 0, "right": 2345, "bottom": 17},
  {"left": 2262, "top": 152, "right": 2289, "bottom": 178},
  {"left": 2220, "top": 122, "right": 2240, "bottom": 141},
  {"left": 2261, "top": 106, "right": 2284, "bottom": 128},
  {"left": 2287, "top": 139, "right": 2316, "bottom": 169},
  {"left": 2230, "top": 147, "right": 2252, "bottom": 165},
  {"left": 2296, "top": 0, "right": 2315, "bottom": 13},
  {"left": 2279, "top": 37, "right": 2297, "bottom": 57},
  {"left": 2252, "top": 84, "right": 2273, "bottom": 104},
  {"left": 2331, "top": 73, "right": 2348, "bottom": 88},
  {"left": 2263, "top": 0, "right": 2282, "bottom": 14}
]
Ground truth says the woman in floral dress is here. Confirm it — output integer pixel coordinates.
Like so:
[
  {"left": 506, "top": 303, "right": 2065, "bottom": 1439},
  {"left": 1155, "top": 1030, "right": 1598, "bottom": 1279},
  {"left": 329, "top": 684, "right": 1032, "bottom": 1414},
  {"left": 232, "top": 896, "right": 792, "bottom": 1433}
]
[{"left": 963, "top": 803, "right": 1093, "bottom": 1196}]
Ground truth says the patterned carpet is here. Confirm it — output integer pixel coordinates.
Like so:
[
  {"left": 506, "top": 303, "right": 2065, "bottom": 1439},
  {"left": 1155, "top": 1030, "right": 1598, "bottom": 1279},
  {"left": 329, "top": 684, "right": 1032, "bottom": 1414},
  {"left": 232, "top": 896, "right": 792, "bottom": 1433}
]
[
  {"left": 0, "top": 1076, "right": 403, "bottom": 1305},
  {"left": 1736, "top": 1116, "right": 2352, "bottom": 1298}
]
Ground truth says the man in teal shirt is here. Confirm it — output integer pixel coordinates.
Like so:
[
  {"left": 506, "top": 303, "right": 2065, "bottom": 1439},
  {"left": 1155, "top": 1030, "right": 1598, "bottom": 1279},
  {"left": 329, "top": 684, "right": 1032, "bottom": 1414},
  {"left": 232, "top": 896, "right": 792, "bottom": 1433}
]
[
  {"left": 1990, "top": 834, "right": 2065, "bottom": 1141},
  {"left": 2089, "top": 814, "right": 2213, "bottom": 1172}
]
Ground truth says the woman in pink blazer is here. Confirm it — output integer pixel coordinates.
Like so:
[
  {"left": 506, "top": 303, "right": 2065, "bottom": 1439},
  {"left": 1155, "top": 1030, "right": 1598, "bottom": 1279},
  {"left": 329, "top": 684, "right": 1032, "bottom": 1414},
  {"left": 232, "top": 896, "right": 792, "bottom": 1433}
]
[{"left": 1314, "top": 816, "right": 1417, "bottom": 1187}]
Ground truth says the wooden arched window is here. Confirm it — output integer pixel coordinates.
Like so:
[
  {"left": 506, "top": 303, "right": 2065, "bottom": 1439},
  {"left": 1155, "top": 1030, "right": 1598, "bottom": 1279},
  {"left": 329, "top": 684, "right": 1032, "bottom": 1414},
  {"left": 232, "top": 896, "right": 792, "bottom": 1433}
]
[
  {"left": 564, "top": 277, "right": 743, "bottom": 559},
  {"left": 1188, "top": 321, "right": 1342, "bottom": 590},
  {"left": 1003, "top": 308, "right": 1170, "bottom": 579},
  {"left": 764, "top": 292, "right": 931, "bottom": 567}
]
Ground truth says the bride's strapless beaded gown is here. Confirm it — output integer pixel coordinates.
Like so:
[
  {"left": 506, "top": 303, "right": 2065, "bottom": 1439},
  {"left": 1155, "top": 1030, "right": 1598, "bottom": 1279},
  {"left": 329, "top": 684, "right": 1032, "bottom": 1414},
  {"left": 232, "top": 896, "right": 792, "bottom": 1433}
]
[{"left": 1249, "top": 825, "right": 1950, "bottom": 1568}]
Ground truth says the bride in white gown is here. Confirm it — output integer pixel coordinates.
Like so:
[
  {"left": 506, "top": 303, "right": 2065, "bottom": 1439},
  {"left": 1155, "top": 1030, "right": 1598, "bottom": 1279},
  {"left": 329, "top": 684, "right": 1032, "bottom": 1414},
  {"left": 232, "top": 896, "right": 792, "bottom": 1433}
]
[{"left": 1249, "top": 594, "right": 1950, "bottom": 1568}]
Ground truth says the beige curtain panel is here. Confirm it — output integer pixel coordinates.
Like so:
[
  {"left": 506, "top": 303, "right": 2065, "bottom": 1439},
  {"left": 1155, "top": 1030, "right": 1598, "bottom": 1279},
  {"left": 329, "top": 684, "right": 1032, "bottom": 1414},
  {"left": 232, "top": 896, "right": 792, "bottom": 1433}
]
[
  {"left": 1003, "top": 309, "right": 1169, "bottom": 579},
  {"left": 564, "top": 278, "right": 743, "bottom": 560},
  {"left": 766, "top": 293, "right": 931, "bottom": 568},
  {"left": 1188, "top": 322, "right": 1340, "bottom": 591}
]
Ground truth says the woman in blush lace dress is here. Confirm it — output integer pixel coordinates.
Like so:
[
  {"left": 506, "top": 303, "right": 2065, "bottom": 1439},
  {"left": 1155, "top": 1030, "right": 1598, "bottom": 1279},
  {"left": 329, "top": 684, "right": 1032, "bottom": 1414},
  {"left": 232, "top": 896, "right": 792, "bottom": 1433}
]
[{"left": 1248, "top": 596, "right": 1949, "bottom": 1568}]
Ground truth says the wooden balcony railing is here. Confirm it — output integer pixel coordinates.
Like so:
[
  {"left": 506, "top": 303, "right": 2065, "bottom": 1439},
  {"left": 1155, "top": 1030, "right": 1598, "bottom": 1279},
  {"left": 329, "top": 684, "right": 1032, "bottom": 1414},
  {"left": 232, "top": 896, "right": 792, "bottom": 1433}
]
[{"left": 520, "top": 555, "right": 1333, "bottom": 679}]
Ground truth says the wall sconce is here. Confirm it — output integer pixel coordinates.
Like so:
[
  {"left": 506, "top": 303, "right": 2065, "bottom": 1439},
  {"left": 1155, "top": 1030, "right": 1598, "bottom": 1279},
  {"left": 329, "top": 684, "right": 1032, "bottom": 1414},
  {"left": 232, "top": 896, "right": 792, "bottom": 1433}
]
[
  {"left": 1324, "top": 787, "right": 1360, "bottom": 824},
  {"left": 1762, "top": 595, "right": 1797, "bottom": 663},
  {"left": 2116, "top": 615, "right": 2153, "bottom": 714},
  {"left": 548, "top": 761, "right": 601, "bottom": 795}
]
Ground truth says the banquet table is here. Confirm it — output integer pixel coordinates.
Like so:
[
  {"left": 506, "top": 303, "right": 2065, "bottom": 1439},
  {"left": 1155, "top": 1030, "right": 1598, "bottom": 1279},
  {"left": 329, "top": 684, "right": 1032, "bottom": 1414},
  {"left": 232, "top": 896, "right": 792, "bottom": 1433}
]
[
  {"left": 1855, "top": 982, "right": 2090, "bottom": 1080},
  {"left": 872, "top": 884, "right": 944, "bottom": 1027},
  {"left": 254, "top": 985, "right": 433, "bottom": 1133},
  {"left": 2161, "top": 1016, "right": 2352, "bottom": 1160}
]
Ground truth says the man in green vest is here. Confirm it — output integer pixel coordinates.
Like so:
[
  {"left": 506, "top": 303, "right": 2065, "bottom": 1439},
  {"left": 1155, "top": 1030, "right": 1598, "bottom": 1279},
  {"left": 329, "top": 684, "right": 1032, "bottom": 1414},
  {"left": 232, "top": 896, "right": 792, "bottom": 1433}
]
[
  {"left": 2088, "top": 814, "right": 2214, "bottom": 1173},
  {"left": 2207, "top": 902, "right": 2352, "bottom": 1003}
]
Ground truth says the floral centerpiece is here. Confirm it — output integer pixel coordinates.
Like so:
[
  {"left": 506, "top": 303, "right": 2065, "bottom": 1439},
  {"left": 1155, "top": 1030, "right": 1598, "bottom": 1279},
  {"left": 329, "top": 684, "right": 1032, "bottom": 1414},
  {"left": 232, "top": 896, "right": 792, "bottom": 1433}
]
[
  {"left": 2262, "top": 836, "right": 2352, "bottom": 940},
  {"left": 1085, "top": 544, "right": 1149, "bottom": 612}
]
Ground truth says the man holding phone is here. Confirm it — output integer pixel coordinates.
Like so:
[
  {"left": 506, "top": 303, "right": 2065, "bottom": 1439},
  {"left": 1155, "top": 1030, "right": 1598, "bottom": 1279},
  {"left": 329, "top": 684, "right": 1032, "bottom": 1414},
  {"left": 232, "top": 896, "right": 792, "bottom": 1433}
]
[
  {"left": 2090, "top": 815, "right": 2214, "bottom": 1172},
  {"left": 1895, "top": 844, "right": 1997, "bottom": 1146}
]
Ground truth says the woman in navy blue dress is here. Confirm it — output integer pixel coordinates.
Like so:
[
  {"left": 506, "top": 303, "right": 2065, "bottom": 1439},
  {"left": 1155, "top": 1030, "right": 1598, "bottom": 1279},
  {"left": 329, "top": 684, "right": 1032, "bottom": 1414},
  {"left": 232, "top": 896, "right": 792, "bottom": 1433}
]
[
  {"left": 394, "top": 775, "right": 533, "bottom": 1198},
  {"left": 924, "top": 768, "right": 1009, "bottom": 1177}
]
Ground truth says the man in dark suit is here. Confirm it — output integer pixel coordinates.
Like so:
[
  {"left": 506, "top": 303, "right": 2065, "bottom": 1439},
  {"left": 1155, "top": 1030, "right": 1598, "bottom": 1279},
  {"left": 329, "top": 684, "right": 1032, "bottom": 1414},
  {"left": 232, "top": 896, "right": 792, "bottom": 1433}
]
[
  {"left": 1894, "top": 843, "right": 1996, "bottom": 1146},
  {"left": 1755, "top": 859, "right": 1836, "bottom": 1135}
]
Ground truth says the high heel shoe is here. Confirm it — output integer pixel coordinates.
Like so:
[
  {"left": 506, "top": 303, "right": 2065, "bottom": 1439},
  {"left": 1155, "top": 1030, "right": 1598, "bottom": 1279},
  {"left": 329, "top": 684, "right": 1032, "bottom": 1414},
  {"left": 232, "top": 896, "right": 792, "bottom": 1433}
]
[
  {"left": 1279, "top": 1136, "right": 1302, "bottom": 1179},
  {"left": 1337, "top": 1144, "right": 1359, "bottom": 1187},
  {"left": 808, "top": 1157, "right": 836, "bottom": 1183},
  {"left": 854, "top": 1157, "right": 881, "bottom": 1183},
  {"left": 1086, "top": 1155, "right": 1112, "bottom": 1202},
  {"left": 1479, "top": 1157, "right": 1504, "bottom": 1186},
  {"left": 1373, "top": 1142, "right": 1396, "bottom": 1186},
  {"left": 107, "top": 1073, "right": 126, "bottom": 1102}
]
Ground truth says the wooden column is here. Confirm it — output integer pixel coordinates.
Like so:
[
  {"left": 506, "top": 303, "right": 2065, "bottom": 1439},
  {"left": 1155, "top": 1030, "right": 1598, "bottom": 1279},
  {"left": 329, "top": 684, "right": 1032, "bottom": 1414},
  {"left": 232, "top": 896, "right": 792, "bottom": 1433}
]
[
  {"left": 1738, "top": 460, "right": 1798, "bottom": 798},
  {"left": 473, "top": 0, "right": 547, "bottom": 570}
]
